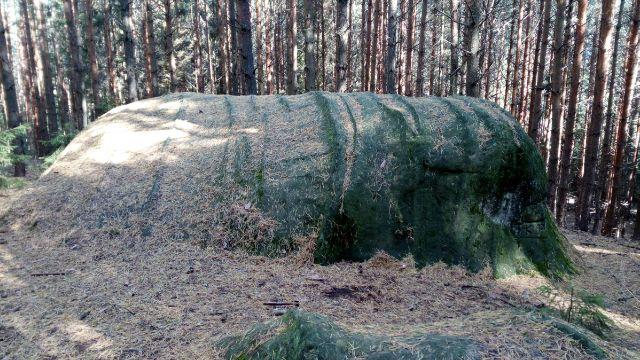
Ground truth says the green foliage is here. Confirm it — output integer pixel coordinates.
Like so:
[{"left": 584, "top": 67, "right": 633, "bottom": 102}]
[
  {"left": 219, "top": 310, "right": 477, "bottom": 359},
  {"left": 0, "top": 125, "right": 29, "bottom": 167},
  {"left": 0, "top": 175, "right": 27, "bottom": 189},
  {"left": 42, "top": 128, "right": 77, "bottom": 168},
  {"left": 538, "top": 285, "right": 612, "bottom": 338}
]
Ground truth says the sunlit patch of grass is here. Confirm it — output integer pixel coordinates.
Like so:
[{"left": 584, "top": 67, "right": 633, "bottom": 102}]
[{"left": 0, "top": 176, "right": 28, "bottom": 189}]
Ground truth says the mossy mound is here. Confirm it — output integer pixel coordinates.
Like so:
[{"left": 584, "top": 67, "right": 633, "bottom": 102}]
[
  {"left": 219, "top": 310, "right": 478, "bottom": 359},
  {"left": 28, "top": 92, "right": 573, "bottom": 277}
]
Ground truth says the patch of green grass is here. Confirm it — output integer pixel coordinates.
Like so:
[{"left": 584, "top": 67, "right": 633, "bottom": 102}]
[{"left": 0, "top": 175, "right": 28, "bottom": 189}]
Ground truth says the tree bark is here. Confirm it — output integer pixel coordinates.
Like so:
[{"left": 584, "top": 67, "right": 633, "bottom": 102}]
[
  {"left": 164, "top": 0, "right": 176, "bottom": 92},
  {"left": 143, "top": 0, "right": 159, "bottom": 97},
  {"left": 576, "top": 0, "right": 618, "bottom": 231},
  {"left": 0, "top": 3, "right": 26, "bottom": 176},
  {"left": 33, "top": 0, "right": 58, "bottom": 136},
  {"left": 193, "top": 0, "right": 204, "bottom": 92},
  {"left": 449, "top": 0, "right": 459, "bottom": 95},
  {"left": 369, "top": 0, "right": 382, "bottom": 91},
  {"left": 255, "top": 0, "right": 265, "bottom": 94},
  {"left": 84, "top": 0, "right": 100, "bottom": 114},
  {"left": 335, "top": 0, "right": 349, "bottom": 92},
  {"left": 384, "top": 0, "right": 398, "bottom": 93},
  {"left": 463, "top": 0, "right": 481, "bottom": 97},
  {"left": 403, "top": 0, "right": 415, "bottom": 95},
  {"left": 119, "top": 0, "right": 138, "bottom": 103},
  {"left": 237, "top": 0, "right": 257, "bottom": 94},
  {"left": 557, "top": 0, "right": 588, "bottom": 225},
  {"left": 62, "top": 0, "right": 86, "bottom": 128},
  {"left": 527, "top": 0, "right": 551, "bottom": 143},
  {"left": 303, "top": 0, "right": 317, "bottom": 91},
  {"left": 264, "top": 0, "right": 274, "bottom": 94},
  {"left": 547, "top": 0, "right": 568, "bottom": 211},
  {"left": 603, "top": 0, "right": 640, "bottom": 236},
  {"left": 286, "top": 0, "right": 298, "bottom": 94},
  {"left": 415, "top": 0, "right": 429, "bottom": 96},
  {"left": 104, "top": 0, "right": 116, "bottom": 101}
]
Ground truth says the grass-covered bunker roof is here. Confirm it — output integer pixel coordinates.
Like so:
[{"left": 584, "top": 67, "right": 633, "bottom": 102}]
[{"left": 31, "top": 92, "right": 573, "bottom": 277}]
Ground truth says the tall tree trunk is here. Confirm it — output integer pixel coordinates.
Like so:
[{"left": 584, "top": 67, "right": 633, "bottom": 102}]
[
  {"left": 143, "top": 0, "right": 158, "bottom": 97},
  {"left": 193, "top": 0, "right": 204, "bottom": 92},
  {"left": 255, "top": 0, "right": 264, "bottom": 94},
  {"left": 510, "top": 0, "right": 525, "bottom": 113},
  {"left": 286, "top": 0, "right": 297, "bottom": 94},
  {"left": 320, "top": 2, "right": 327, "bottom": 90},
  {"left": 557, "top": 0, "right": 588, "bottom": 225},
  {"left": 335, "top": 0, "right": 349, "bottom": 92},
  {"left": 237, "top": 0, "right": 257, "bottom": 94},
  {"left": 84, "top": 0, "right": 100, "bottom": 115},
  {"left": 0, "top": 3, "right": 26, "bottom": 176},
  {"left": 264, "top": 0, "right": 274, "bottom": 94},
  {"left": 415, "top": 0, "right": 428, "bottom": 96},
  {"left": 593, "top": 0, "right": 625, "bottom": 232},
  {"left": 576, "top": 0, "right": 618, "bottom": 231},
  {"left": 104, "top": 0, "right": 116, "bottom": 101},
  {"left": 33, "top": 0, "right": 58, "bottom": 137},
  {"left": 603, "top": 0, "right": 640, "bottom": 236},
  {"left": 303, "top": 0, "right": 317, "bottom": 91},
  {"left": 516, "top": 1, "right": 531, "bottom": 122},
  {"left": 403, "top": 0, "right": 415, "bottom": 95},
  {"left": 527, "top": 0, "right": 551, "bottom": 143},
  {"left": 19, "top": 0, "right": 47, "bottom": 154},
  {"left": 164, "top": 0, "right": 176, "bottom": 92},
  {"left": 369, "top": 0, "right": 382, "bottom": 91},
  {"left": 449, "top": 0, "right": 459, "bottom": 94},
  {"left": 119, "top": 0, "right": 138, "bottom": 103},
  {"left": 62, "top": 0, "right": 86, "bottom": 128},
  {"left": 384, "top": 0, "right": 398, "bottom": 93},
  {"left": 217, "top": 0, "right": 230, "bottom": 93},
  {"left": 463, "top": 0, "right": 481, "bottom": 97},
  {"left": 429, "top": 1, "right": 438, "bottom": 94},
  {"left": 503, "top": 0, "right": 517, "bottom": 108},
  {"left": 346, "top": 0, "right": 353, "bottom": 91},
  {"left": 547, "top": 0, "right": 568, "bottom": 211},
  {"left": 228, "top": 0, "right": 240, "bottom": 94}
]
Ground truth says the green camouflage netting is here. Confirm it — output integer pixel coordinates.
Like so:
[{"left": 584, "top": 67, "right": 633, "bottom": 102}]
[{"left": 32, "top": 92, "right": 573, "bottom": 277}]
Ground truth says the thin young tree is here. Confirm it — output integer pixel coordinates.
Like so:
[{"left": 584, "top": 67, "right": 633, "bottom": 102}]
[
  {"left": 84, "top": 0, "right": 100, "bottom": 114},
  {"left": 143, "top": 0, "right": 159, "bottom": 97},
  {"left": 403, "top": 0, "right": 415, "bottom": 95},
  {"left": 34, "top": 0, "right": 58, "bottom": 136},
  {"left": 527, "top": 0, "right": 551, "bottom": 143},
  {"left": 62, "top": 0, "right": 86, "bottom": 128},
  {"left": 164, "top": 0, "right": 176, "bottom": 92},
  {"left": 415, "top": 0, "right": 428, "bottom": 96}
]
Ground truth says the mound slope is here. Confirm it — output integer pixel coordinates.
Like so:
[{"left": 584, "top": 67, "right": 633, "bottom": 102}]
[{"left": 17, "top": 92, "right": 571, "bottom": 276}]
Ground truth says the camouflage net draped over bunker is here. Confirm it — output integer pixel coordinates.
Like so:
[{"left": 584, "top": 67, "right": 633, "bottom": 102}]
[{"left": 37, "top": 92, "right": 573, "bottom": 277}]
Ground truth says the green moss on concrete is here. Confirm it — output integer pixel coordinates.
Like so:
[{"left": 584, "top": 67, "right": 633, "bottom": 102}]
[{"left": 219, "top": 310, "right": 477, "bottom": 359}]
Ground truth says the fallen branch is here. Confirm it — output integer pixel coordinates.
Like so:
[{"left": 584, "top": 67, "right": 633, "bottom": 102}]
[
  {"left": 263, "top": 301, "right": 299, "bottom": 307},
  {"left": 30, "top": 272, "right": 67, "bottom": 277}
]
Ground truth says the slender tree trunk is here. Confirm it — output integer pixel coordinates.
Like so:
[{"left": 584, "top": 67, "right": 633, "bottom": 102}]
[
  {"left": 63, "top": 0, "right": 86, "bottom": 128},
  {"left": 264, "top": 0, "right": 274, "bottom": 94},
  {"left": 516, "top": 1, "right": 531, "bottom": 122},
  {"left": 164, "top": 0, "right": 176, "bottom": 92},
  {"left": 527, "top": 0, "right": 551, "bottom": 143},
  {"left": 603, "top": 0, "right": 640, "bottom": 236},
  {"left": 510, "top": 0, "right": 525, "bottom": 113},
  {"left": 104, "top": 0, "right": 116, "bottom": 101},
  {"left": 557, "top": 0, "right": 588, "bottom": 225},
  {"left": 286, "top": 0, "right": 298, "bottom": 94},
  {"left": 0, "top": 3, "right": 26, "bottom": 176},
  {"left": 415, "top": 0, "right": 428, "bottom": 96},
  {"left": 143, "top": 0, "right": 158, "bottom": 97},
  {"left": 346, "top": 0, "right": 353, "bottom": 91},
  {"left": 593, "top": 0, "right": 626, "bottom": 232},
  {"left": 403, "top": 0, "right": 415, "bottom": 95},
  {"left": 547, "top": 0, "right": 568, "bottom": 211},
  {"left": 369, "top": 0, "right": 382, "bottom": 91},
  {"left": 450, "top": 0, "right": 459, "bottom": 94},
  {"left": 193, "top": 0, "right": 204, "bottom": 92},
  {"left": 463, "top": 0, "right": 481, "bottom": 97},
  {"left": 429, "top": 1, "right": 438, "bottom": 94},
  {"left": 33, "top": 0, "right": 58, "bottom": 137},
  {"left": 228, "top": 0, "right": 240, "bottom": 94},
  {"left": 255, "top": 0, "right": 264, "bottom": 94},
  {"left": 504, "top": 0, "right": 517, "bottom": 108},
  {"left": 217, "top": 0, "right": 230, "bottom": 93},
  {"left": 303, "top": 0, "right": 317, "bottom": 91},
  {"left": 237, "top": 0, "right": 257, "bottom": 95},
  {"left": 384, "top": 0, "right": 398, "bottom": 93},
  {"left": 320, "top": 2, "right": 327, "bottom": 90},
  {"left": 576, "top": 0, "right": 618, "bottom": 231},
  {"left": 335, "top": 0, "right": 349, "bottom": 92},
  {"left": 84, "top": 0, "right": 100, "bottom": 114}
]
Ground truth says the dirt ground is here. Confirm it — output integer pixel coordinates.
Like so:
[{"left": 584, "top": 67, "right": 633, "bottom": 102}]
[{"left": 0, "top": 172, "right": 638, "bottom": 359}]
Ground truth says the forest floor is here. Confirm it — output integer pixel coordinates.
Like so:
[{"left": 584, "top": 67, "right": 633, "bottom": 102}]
[{"left": 1, "top": 175, "right": 639, "bottom": 359}]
